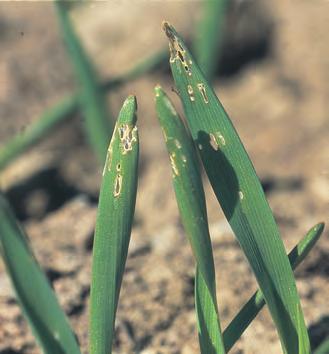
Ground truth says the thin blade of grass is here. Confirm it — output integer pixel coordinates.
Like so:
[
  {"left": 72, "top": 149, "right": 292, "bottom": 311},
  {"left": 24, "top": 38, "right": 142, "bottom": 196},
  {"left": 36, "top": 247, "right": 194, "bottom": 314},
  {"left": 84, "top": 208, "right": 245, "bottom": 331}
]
[
  {"left": 223, "top": 222, "right": 325, "bottom": 352},
  {"left": 0, "top": 95, "right": 77, "bottom": 171},
  {"left": 55, "top": 1, "right": 113, "bottom": 164},
  {"left": 195, "top": 267, "right": 225, "bottom": 354},
  {"left": 0, "top": 194, "right": 81, "bottom": 354},
  {"left": 89, "top": 96, "right": 139, "bottom": 354},
  {"left": 155, "top": 86, "right": 225, "bottom": 354},
  {"left": 162, "top": 22, "right": 310, "bottom": 354},
  {"left": 193, "top": 0, "right": 228, "bottom": 79},
  {"left": 101, "top": 49, "right": 167, "bottom": 91},
  {"left": 0, "top": 49, "right": 166, "bottom": 171},
  {"left": 297, "top": 301, "right": 310, "bottom": 354}
]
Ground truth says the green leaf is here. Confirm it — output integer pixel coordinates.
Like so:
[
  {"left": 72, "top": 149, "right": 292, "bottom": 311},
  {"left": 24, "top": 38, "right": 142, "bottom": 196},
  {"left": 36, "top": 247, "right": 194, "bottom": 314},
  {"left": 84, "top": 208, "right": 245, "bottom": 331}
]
[
  {"left": 89, "top": 96, "right": 139, "bottom": 354},
  {"left": 194, "top": 0, "right": 228, "bottom": 79},
  {"left": 0, "top": 194, "right": 81, "bottom": 354},
  {"left": 195, "top": 267, "right": 225, "bottom": 354},
  {"left": 0, "top": 94, "right": 77, "bottom": 171},
  {"left": 55, "top": 1, "right": 113, "bottom": 164},
  {"left": 101, "top": 49, "right": 167, "bottom": 92},
  {"left": 223, "top": 222, "right": 325, "bottom": 352},
  {"left": 162, "top": 22, "right": 310, "bottom": 354},
  {"left": 155, "top": 86, "right": 225, "bottom": 354},
  {"left": 0, "top": 48, "right": 166, "bottom": 171}
]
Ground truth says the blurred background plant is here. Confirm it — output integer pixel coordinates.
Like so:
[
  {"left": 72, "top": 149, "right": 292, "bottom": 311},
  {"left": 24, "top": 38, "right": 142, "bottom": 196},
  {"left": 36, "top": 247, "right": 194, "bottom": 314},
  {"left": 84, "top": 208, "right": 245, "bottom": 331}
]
[{"left": 0, "top": 1, "right": 328, "bottom": 353}]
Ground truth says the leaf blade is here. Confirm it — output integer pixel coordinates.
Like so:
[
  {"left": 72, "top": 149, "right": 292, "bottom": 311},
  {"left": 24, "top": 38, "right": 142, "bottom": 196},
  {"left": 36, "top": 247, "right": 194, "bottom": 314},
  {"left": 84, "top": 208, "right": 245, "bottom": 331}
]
[
  {"left": 155, "top": 86, "right": 225, "bottom": 354},
  {"left": 0, "top": 94, "right": 77, "bottom": 171},
  {"left": 0, "top": 48, "right": 165, "bottom": 172},
  {"left": 194, "top": 0, "right": 228, "bottom": 79},
  {"left": 55, "top": 1, "right": 113, "bottom": 163},
  {"left": 163, "top": 22, "right": 310, "bottom": 354},
  {"left": 89, "top": 96, "right": 139, "bottom": 354},
  {"left": 223, "top": 222, "right": 324, "bottom": 352},
  {"left": 0, "top": 194, "right": 81, "bottom": 354}
]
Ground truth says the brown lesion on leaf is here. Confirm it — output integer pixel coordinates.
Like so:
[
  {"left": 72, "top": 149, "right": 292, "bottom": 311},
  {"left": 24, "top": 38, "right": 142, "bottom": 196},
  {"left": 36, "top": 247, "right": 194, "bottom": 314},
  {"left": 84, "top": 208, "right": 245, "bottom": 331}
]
[
  {"left": 171, "top": 86, "right": 181, "bottom": 98},
  {"left": 162, "top": 21, "right": 192, "bottom": 76}
]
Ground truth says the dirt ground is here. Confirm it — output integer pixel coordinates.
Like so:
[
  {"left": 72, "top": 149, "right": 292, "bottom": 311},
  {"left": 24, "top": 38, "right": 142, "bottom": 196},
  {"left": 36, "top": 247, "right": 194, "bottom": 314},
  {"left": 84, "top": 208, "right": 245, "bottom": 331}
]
[{"left": 0, "top": 1, "right": 328, "bottom": 353}]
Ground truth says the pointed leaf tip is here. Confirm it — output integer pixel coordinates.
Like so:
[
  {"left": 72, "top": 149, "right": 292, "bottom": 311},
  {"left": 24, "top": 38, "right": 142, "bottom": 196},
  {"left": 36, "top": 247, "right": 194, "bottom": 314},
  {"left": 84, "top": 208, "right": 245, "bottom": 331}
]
[
  {"left": 155, "top": 85, "right": 163, "bottom": 96},
  {"left": 162, "top": 21, "right": 172, "bottom": 34},
  {"left": 316, "top": 222, "right": 325, "bottom": 234},
  {"left": 118, "top": 96, "right": 138, "bottom": 126},
  {"left": 162, "top": 21, "right": 179, "bottom": 40}
]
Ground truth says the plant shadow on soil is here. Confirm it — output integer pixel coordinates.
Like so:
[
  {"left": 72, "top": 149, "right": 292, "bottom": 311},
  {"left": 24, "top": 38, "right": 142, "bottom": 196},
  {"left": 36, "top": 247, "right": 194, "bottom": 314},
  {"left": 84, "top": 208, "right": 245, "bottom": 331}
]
[
  {"left": 5, "top": 166, "right": 97, "bottom": 222},
  {"left": 309, "top": 315, "right": 329, "bottom": 351}
]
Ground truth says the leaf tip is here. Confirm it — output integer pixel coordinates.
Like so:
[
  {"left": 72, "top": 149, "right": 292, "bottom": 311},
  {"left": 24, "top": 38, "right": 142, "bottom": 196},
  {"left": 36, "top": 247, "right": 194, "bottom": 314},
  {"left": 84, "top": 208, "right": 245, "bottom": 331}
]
[
  {"left": 315, "top": 222, "right": 325, "bottom": 234},
  {"left": 119, "top": 95, "right": 138, "bottom": 126},
  {"left": 124, "top": 94, "right": 137, "bottom": 109},
  {"left": 162, "top": 21, "right": 174, "bottom": 36},
  {"left": 162, "top": 21, "right": 180, "bottom": 50},
  {"left": 155, "top": 84, "right": 163, "bottom": 98}
]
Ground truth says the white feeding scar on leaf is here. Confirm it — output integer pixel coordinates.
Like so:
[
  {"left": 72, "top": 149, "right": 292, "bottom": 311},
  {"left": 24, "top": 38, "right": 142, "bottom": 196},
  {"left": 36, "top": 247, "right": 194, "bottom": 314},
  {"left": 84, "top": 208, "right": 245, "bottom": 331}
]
[
  {"left": 209, "top": 133, "right": 219, "bottom": 151},
  {"left": 216, "top": 132, "right": 226, "bottom": 146},
  {"left": 209, "top": 132, "right": 226, "bottom": 150},
  {"left": 103, "top": 144, "right": 113, "bottom": 175},
  {"left": 175, "top": 139, "right": 182, "bottom": 149},
  {"left": 118, "top": 124, "right": 138, "bottom": 154},
  {"left": 187, "top": 85, "right": 195, "bottom": 102},
  {"left": 114, "top": 174, "right": 123, "bottom": 197},
  {"left": 169, "top": 153, "right": 179, "bottom": 177},
  {"left": 197, "top": 83, "right": 209, "bottom": 104}
]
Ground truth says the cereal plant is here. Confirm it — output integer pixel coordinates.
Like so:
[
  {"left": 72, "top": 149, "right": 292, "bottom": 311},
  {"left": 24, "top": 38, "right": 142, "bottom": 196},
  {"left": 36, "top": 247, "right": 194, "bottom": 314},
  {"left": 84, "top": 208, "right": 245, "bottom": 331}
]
[{"left": 0, "top": 2, "right": 326, "bottom": 354}]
